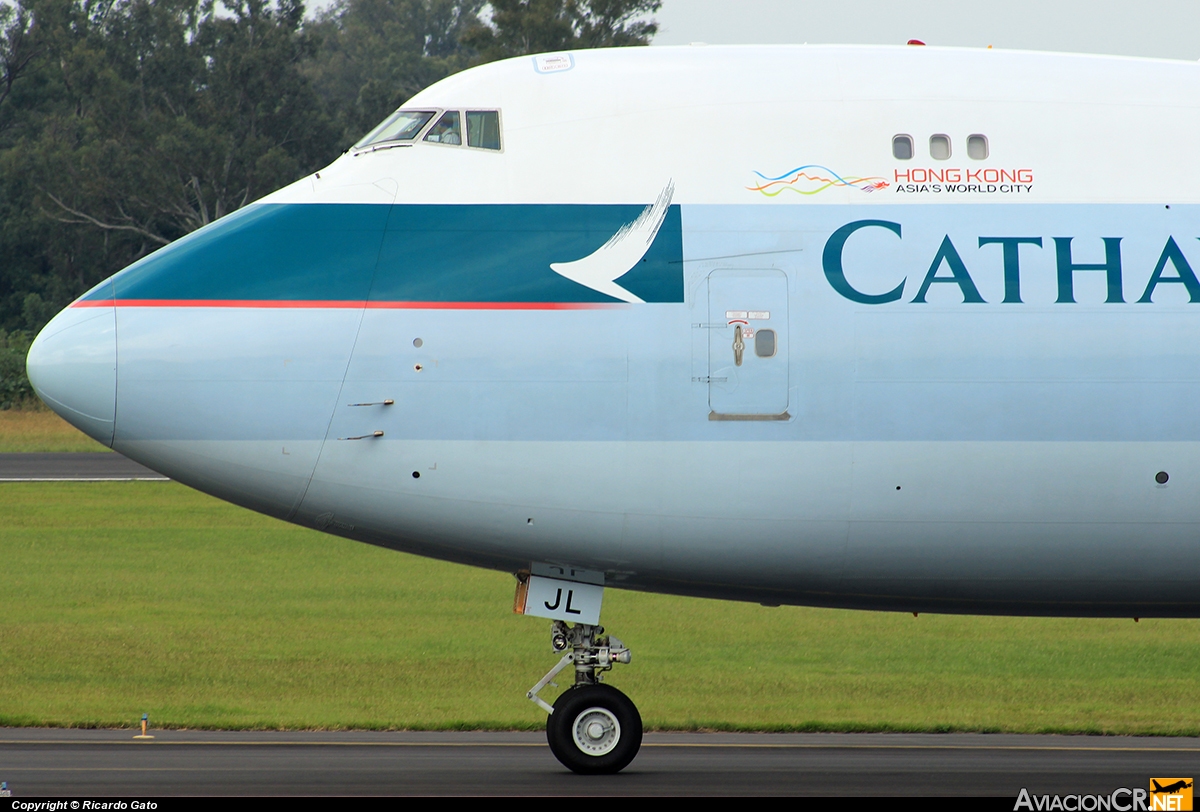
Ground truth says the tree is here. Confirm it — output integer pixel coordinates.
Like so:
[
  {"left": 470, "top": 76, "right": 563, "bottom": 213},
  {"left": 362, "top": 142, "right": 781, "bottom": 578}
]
[
  {"left": 25, "top": 0, "right": 338, "bottom": 240},
  {"left": 0, "top": 0, "right": 661, "bottom": 337},
  {"left": 306, "top": 0, "right": 485, "bottom": 145},
  {"left": 0, "top": 0, "right": 340, "bottom": 333},
  {"left": 460, "top": 0, "right": 659, "bottom": 63},
  {"left": 0, "top": 0, "right": 39, "bottom": 126}
]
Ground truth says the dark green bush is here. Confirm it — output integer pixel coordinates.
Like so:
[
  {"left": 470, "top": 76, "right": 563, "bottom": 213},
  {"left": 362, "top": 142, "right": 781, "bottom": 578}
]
[{"left": 0, "top": 329, "right": 35, "bottom": 409}]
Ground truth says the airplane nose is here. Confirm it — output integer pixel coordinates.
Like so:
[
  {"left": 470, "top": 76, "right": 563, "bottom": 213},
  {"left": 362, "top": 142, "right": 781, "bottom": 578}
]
[{"left": 26, "top": 300, "right": 117, "bottom": 447}]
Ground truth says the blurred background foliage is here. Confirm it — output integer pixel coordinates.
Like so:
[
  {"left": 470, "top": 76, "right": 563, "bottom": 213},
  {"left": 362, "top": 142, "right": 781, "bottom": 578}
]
[{"left": 0, "top": 0, "right": 659, "bottom": 369}]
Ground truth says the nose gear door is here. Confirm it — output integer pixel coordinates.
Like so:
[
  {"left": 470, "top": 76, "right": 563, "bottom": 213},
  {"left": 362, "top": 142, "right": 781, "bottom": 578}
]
[{"left": 707, "top": 269, "right": 789, "bottom": 420}]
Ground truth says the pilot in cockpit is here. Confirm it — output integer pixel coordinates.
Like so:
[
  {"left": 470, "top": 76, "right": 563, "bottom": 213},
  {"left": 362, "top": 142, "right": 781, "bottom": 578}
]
[{"left": 425, "top": 114, "right": 461, "bottom": 145}]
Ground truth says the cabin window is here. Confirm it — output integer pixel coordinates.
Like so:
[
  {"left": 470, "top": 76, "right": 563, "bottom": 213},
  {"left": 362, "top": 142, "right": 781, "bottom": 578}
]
[
  {"left": 424, "top": 111, "right": 462, "bottom": 145},
  {"left": 754, "top": 329, "right": 777, "bottom": 358},
  {"left": 467, "top": 111, "right": 502, "bottom": 150},
  {"left": 892, "top": 134, "right": 914, "bottom": 160},
  {"left": 355, "top": 110, "right": 435, "bottom": 148},
  {"left": 929, "top": 134, "right": 951, "bottom": 160},
  {"left": 967, "top": 134, "right": 989, "bottom": 160}
]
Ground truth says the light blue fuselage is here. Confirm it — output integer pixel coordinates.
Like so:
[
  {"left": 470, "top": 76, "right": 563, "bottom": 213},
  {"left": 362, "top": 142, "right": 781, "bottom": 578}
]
[{"left": 29, "top": 199, "right": 1200, "bottom": 617}]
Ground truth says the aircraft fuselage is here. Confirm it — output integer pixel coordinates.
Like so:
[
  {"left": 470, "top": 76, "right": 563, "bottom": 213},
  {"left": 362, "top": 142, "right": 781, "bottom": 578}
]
[{"left": 28, "top": 45, "right": 1200, "bottom": 617}]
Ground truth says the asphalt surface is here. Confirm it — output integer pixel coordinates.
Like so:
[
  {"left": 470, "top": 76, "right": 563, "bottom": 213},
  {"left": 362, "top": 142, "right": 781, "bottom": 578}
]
[
  {"left": 1, "top": 729, "right": 1196, "bottom": 797},
  {"left": 0, "top": 452, "right": 168, "bottom": 481}
]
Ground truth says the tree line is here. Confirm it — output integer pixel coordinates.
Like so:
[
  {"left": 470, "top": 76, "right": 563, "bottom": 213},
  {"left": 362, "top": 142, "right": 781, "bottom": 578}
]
[{"left": 0, "top": 0, "right": 658, "bottom": 406}]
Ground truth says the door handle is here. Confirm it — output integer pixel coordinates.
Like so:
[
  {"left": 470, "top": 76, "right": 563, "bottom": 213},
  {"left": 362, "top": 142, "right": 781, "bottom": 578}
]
[{"left": 732, "top": 325, "right": 745, "bottom": 366}]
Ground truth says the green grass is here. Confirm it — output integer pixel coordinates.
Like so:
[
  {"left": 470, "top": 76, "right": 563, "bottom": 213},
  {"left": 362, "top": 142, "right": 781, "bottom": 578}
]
[
  {"left": 0, "top": 408, "right": 110, "bottom": 452},
  {"left": 2, "top": 481, "right": 1199, "bottom": 734}
]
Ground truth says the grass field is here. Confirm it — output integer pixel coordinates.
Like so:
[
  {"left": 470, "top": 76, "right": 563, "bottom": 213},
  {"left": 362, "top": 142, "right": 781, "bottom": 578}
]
[
  {"left": 3, "top": 482, "right": 1200, "bottom": 733},
  {"left": 0, "top": 408, "right": 109, "bottom": 452}
]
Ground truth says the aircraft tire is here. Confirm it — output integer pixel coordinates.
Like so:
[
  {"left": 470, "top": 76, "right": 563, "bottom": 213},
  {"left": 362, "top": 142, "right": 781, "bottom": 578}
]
[{"left": 546, "top": 684, "right": 642, "bottom": 774}]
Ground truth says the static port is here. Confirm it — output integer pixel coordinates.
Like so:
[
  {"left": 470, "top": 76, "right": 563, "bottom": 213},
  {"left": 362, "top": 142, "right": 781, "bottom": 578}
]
[
  {"left": 1156, "top": 471, "right": 1169, "bottom": 484},
  {"left": 412, "top": 471, "right": 420, "bottom": 479}
]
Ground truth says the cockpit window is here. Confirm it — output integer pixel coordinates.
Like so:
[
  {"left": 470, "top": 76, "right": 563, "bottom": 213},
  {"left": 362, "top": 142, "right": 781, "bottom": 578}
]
[
  {"left": 355, "top": 110, "right": 435, "bottom": 148},
  {"left": 355, "top": 108, "right": 502, "bottom": 153},
  {"left": 466, "top": 111, "right": 501, "bottom": 150},
  {"left": 424, "top": 111, "right": 462, "bottom": 145}
]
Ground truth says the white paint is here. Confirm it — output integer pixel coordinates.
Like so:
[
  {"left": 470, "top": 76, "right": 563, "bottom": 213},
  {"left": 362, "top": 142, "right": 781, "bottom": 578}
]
[
  {"left": 522, "top": 575, "right": 604, "bottom": 625},
  {"left": 261, "top": 45, "right": 1200, "bottom": 207}
]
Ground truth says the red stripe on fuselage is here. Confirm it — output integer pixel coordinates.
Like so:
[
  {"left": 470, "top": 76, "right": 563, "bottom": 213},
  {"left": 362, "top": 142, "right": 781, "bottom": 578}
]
[{"left": 73, "top": 299, "right": 627, "bottom": 310}]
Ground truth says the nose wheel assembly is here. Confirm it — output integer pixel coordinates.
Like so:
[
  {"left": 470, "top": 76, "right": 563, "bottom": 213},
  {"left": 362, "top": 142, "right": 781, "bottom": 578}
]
[{"left": 527, "top": 620, "right": 641, "bottom": 774}]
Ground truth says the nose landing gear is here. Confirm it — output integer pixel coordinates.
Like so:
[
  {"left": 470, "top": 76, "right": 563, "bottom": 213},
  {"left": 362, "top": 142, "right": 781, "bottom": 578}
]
[{"left": 527, "top": 620, "right": 641, "bottom": 774}]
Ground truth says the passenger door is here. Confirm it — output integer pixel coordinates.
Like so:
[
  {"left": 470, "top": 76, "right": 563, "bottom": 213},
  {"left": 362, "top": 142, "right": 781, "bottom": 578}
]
[{"left": 707, "top": 269, "right": 790, "bottom": 420}]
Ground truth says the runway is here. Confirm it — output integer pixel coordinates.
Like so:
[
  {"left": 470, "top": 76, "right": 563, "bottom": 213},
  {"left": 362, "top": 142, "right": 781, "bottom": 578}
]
[
  {"left": 2, "top": 729, "right": 1196, "bottom": 797},
  {"left": 0, "top": 452, "right": 168, "bottom": 481}
]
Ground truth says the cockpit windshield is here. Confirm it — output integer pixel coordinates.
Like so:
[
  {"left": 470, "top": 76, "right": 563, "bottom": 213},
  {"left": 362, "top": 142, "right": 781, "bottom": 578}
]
[
  {"left": 354, "top": 110, "right": 435, "bottom": 148},
  {"left": 354, "top": 108, "right": 502, "bottom": 152},
  {"left": 424, "top": 111, "right": 462, "bottom": 145}
]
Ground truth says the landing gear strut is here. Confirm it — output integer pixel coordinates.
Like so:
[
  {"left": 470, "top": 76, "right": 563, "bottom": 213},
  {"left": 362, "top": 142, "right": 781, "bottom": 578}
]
[{"left": 527, "top": 620, "right": 641, "bottom": 774}]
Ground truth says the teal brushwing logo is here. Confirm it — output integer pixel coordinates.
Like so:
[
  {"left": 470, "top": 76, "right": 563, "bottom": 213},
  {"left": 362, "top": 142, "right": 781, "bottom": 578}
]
[
  {"left": 96, "top": 193, "right": 686, "bottom": 306},
  {"left": 551, "top": 182, "right": 675, "bottom": 302}
]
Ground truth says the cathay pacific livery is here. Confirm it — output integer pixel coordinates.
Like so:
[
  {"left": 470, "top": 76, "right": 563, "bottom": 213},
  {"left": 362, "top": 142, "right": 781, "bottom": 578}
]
[{"left": 26, "top": 44, "right": 1200, "bottom": 773}]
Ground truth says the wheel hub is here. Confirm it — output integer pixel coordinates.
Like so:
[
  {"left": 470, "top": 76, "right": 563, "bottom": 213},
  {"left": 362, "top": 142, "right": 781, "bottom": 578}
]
[{"left": 572, "top": 706, "right": 621, "bottom": 755}]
